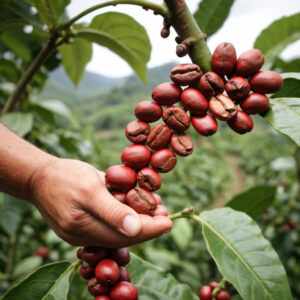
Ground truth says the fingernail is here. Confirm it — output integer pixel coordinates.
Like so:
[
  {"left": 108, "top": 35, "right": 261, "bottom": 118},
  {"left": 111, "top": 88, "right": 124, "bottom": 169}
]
[{"left": 122, "top": 215, "right": 141, "bottom": 237}]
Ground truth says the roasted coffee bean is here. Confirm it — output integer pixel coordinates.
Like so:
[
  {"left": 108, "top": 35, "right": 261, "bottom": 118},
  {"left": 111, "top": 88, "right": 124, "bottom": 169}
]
[
  {"left": 212, "top": 42, "right": 237, "bottom": 76},
  {"left": 162, "top": 106, "right": 190, "bottom": 132},
  {"left": 147, "top": 124, "right": 171, "bottom": 150},
  {"left": 121, "top": 145, "right": 151, "bottom": 169},
  {"left": 250, "top": 71, "right": 283, "bottom": 94},
  {"left": 170, "top": 133, "right": 193, "bottom": 156},
  {"left": 209, "top": 94, "right": 237, "bottom": 120},
  {"left": 180, "top": 88, "right": 209, "bottom": 115},
  {"left": 227, "top": 110, "right": 253, "bottom": 134},
  {"left": 240, "top": 93, "right": 270, "bottom": 114},
  {"left": 125, "top": 120, "right": 150, "bottom": 144},
  {"left": 235, "top": 49, "right": 264, "bottom": 77},
  {"left": 126, "top": 187, "right": 157, "bottom": 215},
  {"left": 225, "top": 76, "right": 250, "bottom": 102},
  {"left": 137, "top": 167, "right": 162, "bottom": 192},
  {"left": 170, "top": 63, "right": 202, "bottom": 86},
  {"left": 150, "top": 149, "right": 177, "bottom": 173},
  {"left": 152, "top": 82, "right": 182, "bottom": 105},
  {"left": 199, "top": 72, "right": 225, "bottom": 98},
  {"left": 112, "top": 192, "right": 127, "bottom": 204},
  {"left": 191, "top": 114, "right": 218, "bottom": 136},
  {"left": 134, "top": 101, "right": 162, "bottom": 123},
  {"left": 105, "top": 165, "right": 136, "bottom": 192}
]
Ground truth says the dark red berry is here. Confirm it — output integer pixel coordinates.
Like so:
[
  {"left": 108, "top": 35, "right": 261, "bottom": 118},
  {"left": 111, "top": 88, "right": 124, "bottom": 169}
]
[
  {"left": 82, "top": 247, "right": 108, "bottom": 266},
  {"left": 121, "top": 145, "right": 151, "bottom": 169},
  {"left": 240, "top": 93, "right": 270, "bottom": 114},
  {"left": 135, "top": 101, "right": 163, "bottom": 123},
  {"left": 191, "top": 114, "right": 218, "bottom": 136},
  {"left": 95, "top": 259, "right": 120, "bottom": 286},
  {"left": 250, "top": 71, "right": 283, "bottom": 94},
  {"left": 199, "top": 285, "right": 212, "bottom": 300},
  {"left": 235, "top": 49, "right": 264, "bottom": 77},
  {"left": 119, "top": 266, "right": 131, "bottom": 282},
  {"left": 94, "top": 296, "right": 110, "bottom": 300},
  {"left": 227, "top": 110, "right": 253, "bottom": 134},
  {"left": 110, "top": 248, "right": 130, "bottom": 266},
  {"left": 209, "top": 281, "right": 219, "bottom": 290},
  {"left": 181, "top": 88, "right": 209, "bottom": 115},
  {"left": 152, "top": 82, "right": 182, "bottom": 106},
  {"left": 77, "top": 247, "right": 83, "bottom": 259},
  {"left": 216, "top": 290, "right": 231, "bottom": 300},
  {"left": 88, "top": 277, "right": 109, "bottom": 296},
  {"left": 80, "top": 261, "right": 94, "bottom": 279},
  {"left": 110, "top": 282, "right": 138, "bottom": 300}
]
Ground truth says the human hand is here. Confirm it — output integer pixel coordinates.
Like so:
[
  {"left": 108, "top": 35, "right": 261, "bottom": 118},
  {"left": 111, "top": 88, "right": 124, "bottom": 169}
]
[{"left": 28, "top": 157, "right": 172, "bottom": 248}]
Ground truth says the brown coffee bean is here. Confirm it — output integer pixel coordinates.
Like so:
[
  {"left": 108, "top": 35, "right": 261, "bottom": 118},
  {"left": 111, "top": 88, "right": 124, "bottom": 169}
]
[
  {"left": 170, "top": 63, "right": 202, "bottom": 86},
  {"left": 152, "top": 82, "right": 182, "bottom": 106},
  {"left": 112, "top": 192, "right": 127, "bottom": 204},
  {"left": 199, "top": 72, "right": 225, "bottom": 98},
  {"left": 106, "top": 165, "right": 136, "bottom": 192},
  {"left": 227, "top": 110, "right": 253, "bottom": 134},
  {"left": 147, "top": 124, "right": 171, "bottom": 150},
  {"left": 212, "top": 42, "right": 237, "bottom": 76},
  {"left": 126, "top": 187, "right": 157, "bottom": 215},
  {"left": 209, "top": 94, "right": 237, "bottom": 120},
  {"left": 125, "top": 120, "right": 150, "bottom": 144},
  {"left": 180, "top": 88, "right": 209, "bottom": 115},
  {"left": 170, "top": 133, "right": 193, "bottom": 157},
  {"left": 121, "top": 145, "right": 151, "bottom": 169},
  {"left": 225, "top": 76, "right": 250, "bottom": 102},
  {"left": 250, "top": 71, "right": 283, "bottom": 94},
  {"left": 162, "top": 106, "right": 190, "bottom": 132},
  {"left": 137, "top": 167, "right": 162, "bottom": 192},
  {"left": 191, "top": 114, "right": 218, "bottom": 136},
  {"left": 235, "top": 49, "right": 264, "bottom": 77},
  {"left": 134, "top": 101, "right": 163, "bottom": 123},
  {"left": 150, "top": 149, "right": 177, "bottom": 173},
  {"left": 240, "top": 93, "right": 270, "bottom": 114}
]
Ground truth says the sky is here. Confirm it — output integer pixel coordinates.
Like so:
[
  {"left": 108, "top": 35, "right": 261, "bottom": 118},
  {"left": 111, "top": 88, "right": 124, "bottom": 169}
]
[{"left": 67, "top": 0, "right": 300, "bottom": 78}]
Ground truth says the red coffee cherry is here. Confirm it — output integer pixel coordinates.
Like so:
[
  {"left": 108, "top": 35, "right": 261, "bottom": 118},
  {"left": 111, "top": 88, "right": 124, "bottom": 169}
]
[
  {"left": 95, "top": 259, "right": 120, "bottom": 286},
  {"left": 209, "top": 281, "right": 219, "bottom": 290},
  {"left": 209, "top": 94, "right": 237, "bottom": 121},
  {"left": 198, "top": 285, "right": 212, "bottom": 300},
  {"left": 170, "top": 63, "right": 202, "bottom": 86},
  {"left": 199, "top": 72, "right": 225, "bottom": 98},
  {"left": 119, "top": 266, "right": 131, "bottom": 282},
  {"left": 82, "top": 247, "right": 108, "bottom": 266},
  {"left": 137, "top": 167, "right": 162, "bottom": 192},
  {"left": 112, "top": 192, "right": 127, "bottom": 204},
  {"left": 150, "top": 149, "right": 177, "bottom": 173},
  {"left": 134, "top": 101, "right": 163, "bottom": 123},
  {"left": 125, "top": 120, "right": 150, "bottom": 144},
  {"left": 181, "top": 88, "right": 209, "bottom": 115},
  {"left": 147, "top": 124, "right": 171, "bottom": 150},
  {"left": 240, "top": 93, "right": 270, "bottom": 114},
  {"left": 80, "top": 261, "right": 95, "bottom": 279},
  {"left": 94, "top": 296, "right": 110, "bottom": 300},
  {"left": 250, "top": 70, "right": 283, "bottom": 94},
  {"left": 216, "top": 290, "right": 231, "bottom": 300},
  {"left": 110, "top": 282, "right": 138, "bottom": 300},
  {"left": 227, "top": 110, "right": 253, "bottom": 134},
  {"left": 33, "top": 247, "right": 50, "bottom": 259},
  {"left": 105, "top": 165, "right": 136, "bottom": 192},
  {"left": 152, "top": 82, "right": 182, "bottom": 106},
  {"left": 77, "top": 247, "right": 83, "bottom": 259},
  {"left": 109, "top": 248, "right": 130, "bottom": 266},
  {"left": 191, "top": 114, "right": 218, "bottom": 136},
  {"left": 162, "top": 106, "right": 190, "bottom": 132},
  {"left": 235, "top": 49, "right": 264, "bottom": 77},
  {"left": 126, "top": 187, "right": 157, "bottom": 215},
  {"left": 225, "top": 76, "right": 250, "bottom": 102},
  {"left": 88, "top": 277, "right": 109, "bottom": 296},
  {"left": 212, "top": 42, "right": 237, "bottom": 76},
  {"left": 170, "top": 133, "right": 193, "bottom": 157},
  {"left": 121, "top": 145, "right": 151, "bottom": 169}
]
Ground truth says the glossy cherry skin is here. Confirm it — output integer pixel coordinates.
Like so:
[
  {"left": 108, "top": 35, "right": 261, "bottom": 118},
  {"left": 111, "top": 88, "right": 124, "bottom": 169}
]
[
  {"left": 240, "top": 93, "right": 270, "bottom": 114},
  {"left": 110, "top": 282, "right": 138, "bottom": 300},
  {"left": 109, "top": 248, "right": 130, "bottom": 266},
  {"left": 95, "top": 259, "right": 120, "bottom": 286},
  {"left": 152, "top": 82, "right": 182, "bottom": 106},
  {"left": 191, "top": 114, "right": 218, "bottom": 136},
  {"left": 135, "top": 100, "right": 162, "bottom": 123},
  {"left": 82, "top": 247, "right": 108, "bottom": 266},
  {"left": 198, "top": 285, "right": 212, "bottom": 300},
  {"left": 227, "top": 110, "right": 253, "bottom": 134},
  {"left": 216, "top": 290, "right": 231, "bottom": 300},
  {"left": 88, "top": 277, "right": 109, "bottom": 296},
  {"left": 121, "top": 145, "right": 151, "bottom": 169}
]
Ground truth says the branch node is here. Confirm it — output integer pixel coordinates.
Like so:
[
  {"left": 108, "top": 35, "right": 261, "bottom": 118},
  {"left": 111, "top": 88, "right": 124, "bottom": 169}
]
[{"left": 160, "top": 19, "right": 171, "bottom": 38}]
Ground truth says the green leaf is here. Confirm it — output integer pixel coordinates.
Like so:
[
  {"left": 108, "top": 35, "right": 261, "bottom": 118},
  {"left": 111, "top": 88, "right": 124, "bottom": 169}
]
[
  {"left": 198, "top": 207, "right": 292, "bottom": 300},
  {"left": 271, "top": 73, "right": 300, "bottom": 98},
  {"left": 272, "top": 57, "right": 300, "bottom": 73},
  {"left": 263, "top": 97, "right": 300, "bottom": 146},
  {"left": 77, "top": 12, "right": 151, "bottom": 83},
  {"left": 226, "top": 185, "right": 276, "bottom": 218},
  {"left": 59, "top": 38, "right": 92, "bottom": 87},
  {"left": 170, "top": 218, "right": 193, "bottom": 250},
  {"left": 0, "top": 194, "right": 30, "bottom": 235},
  {"left": 254, "top": 13, "right": 300, "bottom": 67},
  {"left": 25, "top": 0, "right": 70, "bottom": 29},
  {"left": 2, "top": 261, "right": 71, "bottom": 299},
  {"left": 128, "top": 253, "right": 198, "bottom": 300},
  {"left": 194, "top": 0, "right": 234, "bottom": 38},
  {"left": 12, "top": 256, "right": 42, "bottom": 279},
  {"left": 0, "top": 112, "right": 33, "bottom": 137},
  {"left": 68, "top": 272, "right": 90, "bottom": 300}
]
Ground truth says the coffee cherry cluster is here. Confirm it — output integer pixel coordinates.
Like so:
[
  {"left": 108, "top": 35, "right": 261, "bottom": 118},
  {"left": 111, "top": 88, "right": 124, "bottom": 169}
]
[
  {"left": 199, "top": 282, "right": 230, "bottom": 300},
  {"left": 77, "top": 247, "right": 138, "bottom": 300}
]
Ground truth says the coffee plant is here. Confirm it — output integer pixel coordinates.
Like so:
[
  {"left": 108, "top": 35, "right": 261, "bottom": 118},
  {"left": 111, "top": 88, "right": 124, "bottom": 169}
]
[{"left": 0, "top": 0, "right": 299, "bottom": 299}]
